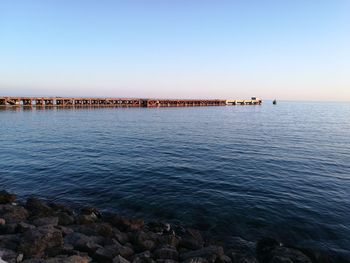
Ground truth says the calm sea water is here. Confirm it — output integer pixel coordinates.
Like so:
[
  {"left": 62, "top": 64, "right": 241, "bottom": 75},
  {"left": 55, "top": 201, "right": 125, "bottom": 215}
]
[{"left": 1, "top": 102, "right": 349, "bottom": 255}]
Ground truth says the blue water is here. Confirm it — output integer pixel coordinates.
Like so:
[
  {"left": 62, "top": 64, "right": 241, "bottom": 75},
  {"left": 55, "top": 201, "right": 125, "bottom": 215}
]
[{"left": 1, "top": 102, "right": 349, "bottom": 255}]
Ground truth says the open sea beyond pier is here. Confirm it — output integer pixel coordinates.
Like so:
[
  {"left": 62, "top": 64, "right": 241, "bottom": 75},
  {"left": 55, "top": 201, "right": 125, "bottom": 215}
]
[{"left": 1, "top": 101, "right": 349, "bottom": 257}]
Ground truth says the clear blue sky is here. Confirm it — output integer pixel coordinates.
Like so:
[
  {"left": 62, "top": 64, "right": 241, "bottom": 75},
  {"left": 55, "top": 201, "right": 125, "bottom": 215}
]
[{"left": 1, "top": 0, "right": 349, "bottom": 101}]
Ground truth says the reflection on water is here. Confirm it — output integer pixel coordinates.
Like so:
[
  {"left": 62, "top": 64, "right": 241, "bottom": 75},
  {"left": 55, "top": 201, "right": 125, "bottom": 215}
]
[{"left": 1, "top": 102, "right": 350, "bottom": 255}]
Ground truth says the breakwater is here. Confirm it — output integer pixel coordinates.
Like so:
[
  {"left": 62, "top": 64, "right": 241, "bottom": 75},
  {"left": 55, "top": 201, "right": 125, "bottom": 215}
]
[
  {"left": 0, "top": 96, "right": 262, "bottom": 107},
  {"left": 0, "top": 190, "right": 339, "bottom": 263}
]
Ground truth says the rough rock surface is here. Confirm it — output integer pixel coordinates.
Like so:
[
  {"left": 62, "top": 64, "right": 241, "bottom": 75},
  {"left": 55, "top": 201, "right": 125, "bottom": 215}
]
[{"left": 0, "top": 190, "right": 338, "bottom": 263}]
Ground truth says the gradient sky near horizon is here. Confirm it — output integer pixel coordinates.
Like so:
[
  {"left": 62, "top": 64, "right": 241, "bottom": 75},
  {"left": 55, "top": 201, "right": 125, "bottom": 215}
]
[{"left": 1, "top": 1, "right": 349, "bottom": 101}]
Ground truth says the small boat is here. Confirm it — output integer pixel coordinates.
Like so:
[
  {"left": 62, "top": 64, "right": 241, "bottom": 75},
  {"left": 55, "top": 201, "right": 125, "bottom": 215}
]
[{"left": 273, "top": 99, "right": 277, "bottom": 105}]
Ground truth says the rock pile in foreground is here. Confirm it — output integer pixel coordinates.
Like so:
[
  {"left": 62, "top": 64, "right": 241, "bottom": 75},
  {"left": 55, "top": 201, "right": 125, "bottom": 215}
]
[{"left": 0, "top": 190, "right": 341, "bottom": 263}]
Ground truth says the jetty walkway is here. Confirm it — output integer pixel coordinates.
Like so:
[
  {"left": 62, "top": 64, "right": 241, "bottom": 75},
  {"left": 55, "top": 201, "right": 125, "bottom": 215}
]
[{"left": 0, "top": 96, "right": 262, "bottom": 107}]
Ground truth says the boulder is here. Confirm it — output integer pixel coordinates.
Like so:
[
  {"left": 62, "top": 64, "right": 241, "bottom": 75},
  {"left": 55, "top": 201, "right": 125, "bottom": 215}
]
[
  {"left": 56, "top": 212, "right": 75, "bottom": 226},
  {"left": 108, "top": 215, "right": 144, "bottom": 231},
  {"left": 217, "top": 255, "right": 232, "bottom": 263},
  {"left": 17, "top": 222, "right": 36, "bottom": 233},
  {"left": 0, "top": 218, "right": 5, "bottom": 226},
  {"left": 32, "top": 217, "right": 58, "bottom": 227},
  {"left": 25, "top": 198, "right": 54, "bottom": 218},
  {"left": 229, "top": 253, "right": 258, "bottom": 263},
  {"left": 0, "top": 204, "right": 29, "bottom": 223},
  {"left": 131, "top": 251, "right": 154, "bottom": 263},
  {"left": 183, "top": 258, "right": 209, "bottom": 263},
  {"left": 56, "top": 226, "right": 74, "bottom": 236},
  {"left": 117, "top": 244, "right": 135, "bottom": 259},
  {"left": 76, "top": 214, "right": 97, "bottom": 225},
  {"left": 179, "top": 229, "right": 203, "bottom": 250},
  {"left": 22, "top": 255, "right": 90, "bottom": 263},
  {"left": 158, "top": 235, "right": 180, "bottom": 248},
  {"left": 180, "top": 246, "right": 224, "bottom": 263},
  {"left": 0, "top": 248, "right": 18, "bottom": 263},
  {"left": 133, "top": 231, "right": 157, "bottom": 252},
  {"left": 0, "top": 191, "right": 16, "bottom": 204},
  {"left": 154, "top": 246, "right": 179, "bottom": 260},
  {"left": 48, "top": 203, "right": 74, "bottom": 215},
  {"left": 95, "top": 223, "right": 114, "bottom": 237},
  {"left": 64, "top": 232, "right": 102, "bottom": 255},
  {"left": 93, "top": 247, "right": 117, "bottom": 262},
  {"left": 114, "top": 228, "right": 130, "bottom": 245},
  {"left": 81, "top": 207, "right": 101, "bottom": 218},
  {"left": 18, "top": 225, "right": 63, "bottom": 258},
  {"left": 44, "top": 255, "right": 90, "bottom": 263},
  {"left": 0, "top": 234, "right": 21, "bottom": 250},
  {"left": 113, "top": 255, "right": 131, "bottom": 263},
  {"left": 45, "top": 243, "right": 75, "bottom": 257},
  {"left": 146, "top": 222, "right": 173, "bottom": 235},
  {"left": 256, "top": 238, "right": 281, "bottom": 263},
  {"left": 269, "top": 247, "right": 312, "bottom": 263},
  {"left": 0, "top": 223, "right": 18, "bottom": 235},
  {"left": 226, "top": 237, "right": 257, "bottom": 263},
  {"left": 69, "top": 224, "right": 98, "bottom": 236}
]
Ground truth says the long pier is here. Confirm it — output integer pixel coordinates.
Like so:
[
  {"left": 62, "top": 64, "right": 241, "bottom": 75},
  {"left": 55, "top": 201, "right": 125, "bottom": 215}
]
[{"left": 0, "top": 96, "right": 262, "bottom": 107}]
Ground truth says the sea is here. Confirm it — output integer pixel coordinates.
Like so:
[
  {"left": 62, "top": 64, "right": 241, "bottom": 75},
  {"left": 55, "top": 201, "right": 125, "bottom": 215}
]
[{"left": 1, "top": 101, "right": 349, "bottom": 256}]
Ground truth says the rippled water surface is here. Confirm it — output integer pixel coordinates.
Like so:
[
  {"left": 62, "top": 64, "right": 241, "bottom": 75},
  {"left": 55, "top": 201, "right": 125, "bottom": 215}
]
[{"left": 1, "top": 102, "right": 349, "bottom": 255}]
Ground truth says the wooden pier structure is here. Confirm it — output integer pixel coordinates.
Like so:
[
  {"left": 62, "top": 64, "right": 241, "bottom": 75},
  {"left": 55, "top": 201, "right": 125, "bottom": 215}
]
[{"left": 0, "top": 96, "right": 262, "bottom": 107}]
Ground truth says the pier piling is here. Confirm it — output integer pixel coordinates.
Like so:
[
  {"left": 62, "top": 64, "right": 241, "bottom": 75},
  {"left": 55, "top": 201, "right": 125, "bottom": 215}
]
[{"left": 0, "top": 96, "right": 262, "bottom": 107}]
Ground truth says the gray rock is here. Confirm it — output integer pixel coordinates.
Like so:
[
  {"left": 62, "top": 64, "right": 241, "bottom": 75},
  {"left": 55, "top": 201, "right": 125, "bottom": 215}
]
[
  {"left": 95, "top": 223, "right": 114, "bottom": 237},
  {"left": 45, "top": 243, "right": 75, "bottom": 257},
  {"left": 229, "top": 253, "right": 258, "bottom": 263},
  {"left": 22, "top": 256, "right": 91, "bottom": 263},
  {"left": 154, "top": 247, "right": 178, "bottom": 260},
  {"left": 0, "top": 218, "right": 5, "bottom": 226},
  {"left": 114, "top": 229, "right": 129, "bottom": 245},
  {"left": 0, "top": 248, "right": 18, "bottom": 263},
  {"left": 56, "top": 212, "right": 74, "bottom": 226},
  {"left": 69, "top": 225, "right": 98, "bottom": 236},
  {"left": 64, "top": 232, "right": 102, "bottom": 255},
  {"left": 16, "top": 222, "right": 36, "bottom": 233},
  {"left": 93, "top": 247, "right": 116, "bottom": 262},
  {"left": 113, "top": 255, "right": 130, "bottom": 263},
  {"left": 18, "top": 225, "right": 63, "bottom": 258},
  {"left": 134, "top": 231, "right": 157, "bottom": 252},
  {"left": 156, "top": 260, "right": 178, "bottom": 263},
  {"left": 183, "top": 258, "right": 208, "bottom": 263},
  {"left": 179, "top": 229, "right": 203, "bottom": 250},
  {"left": 118, "top": 245, "right": 135, "bottom": 259},
  {"left": 256, "top": 238, "right": 281, "bottom": 263},
  {"left": 180, "top": 246, "right": 224, "bottom": 263},
  {"left": 217, "top": 255, "right": 232, "bottom": 263},
  {"left": 32, "top": 217, "right": 58, "bottom": 227},
  {"left": 269, "top": 247, "right": 312, "bottom": 263},
  {"left": 48, "top": 203, "right": 73, "bottom": 215},
  {"left": 132, "top": 251, "right": 155, "bottom": 263},
  {"left": 108, "top": 215, "right": 144, "bottom": 231},
  {"left": 226, "top": 237, "right": 257, "bottom": 263},
  {"left": 0, "top": 191, "right": 16, "bottom": 204},
  {"left": 56, "top": 226, "right": 74, "bottom": 236},
  {"left": 25, "top": 198, "right": 54, "bottom": 218},
  {"left": 158, "top": 235, "right": 180, "bottom": 248},
  {"left": 81, "top": 207, "right": 101, "bottom": 218},
  {"left": 0, "top": 204, "right": 29, "bottom": 223},
  {"left": 0, "top": 234, "right": 21, "bottom": 250},
  {"left": 17, "top": 253, "right": 24, "bottom": 262},
  {"left": 76, "top": 214, "right": 97, "bottom": 225},
  {"left": 44, "top": 255, "right": 90, "bottom": 263},
  {"left": 0, "top": 223, "right": 18, "bottom": 235}
]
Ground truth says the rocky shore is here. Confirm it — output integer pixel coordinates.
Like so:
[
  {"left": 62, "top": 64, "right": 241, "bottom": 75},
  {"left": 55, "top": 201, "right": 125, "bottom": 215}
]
[{"left": 0, "top": 190, "right": 346, "bottom": 263}]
